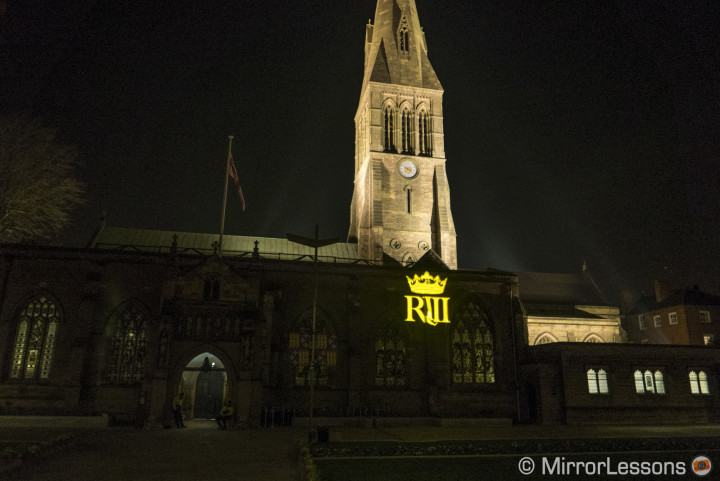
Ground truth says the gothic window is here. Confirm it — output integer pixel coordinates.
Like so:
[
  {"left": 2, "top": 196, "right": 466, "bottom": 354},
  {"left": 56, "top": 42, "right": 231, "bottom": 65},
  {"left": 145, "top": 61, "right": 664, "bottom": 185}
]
[
  {"left": 203, "top": 276, "right": 220, "bottom": 301},
  {"left": 534, "top": 333, "right": 557, "bottom": 345},
  {"left": 105, "top": 301, "right": 149, "bottom": 384},
  {"left": 587, "top": 368, "right": 609, "bottom": 394},
  {"left": 375, "top": 322, "right": 407, "bottom": 387},
  {"left": 634, "top": 369, "right": 665, "bottom": 394},
  {"left": 289, "top": 317, "right": 337, "bottom": 386},
  {"left": 452, "top": 301, "right": 494, "bottom": 384},
  {"left": 689, "top": 371, "right": 710, "bottom": 395},
  {"left": 398, "top": 17, "right": 410, "bottom": 57},
  {"left": 383, "top": 104, "right": 396, "bottom": 152},
  {"left": 9, "top": 295, "right": 60, "bottom": 381},
  {"left": 401, "top": 107, "right": 413, "bottom": 154},
  {"left": 584, "top": 334, "right": 604, "bottom": 343},
  {"left": 418, "top": 109, "right": 431, "bottom": 156}
]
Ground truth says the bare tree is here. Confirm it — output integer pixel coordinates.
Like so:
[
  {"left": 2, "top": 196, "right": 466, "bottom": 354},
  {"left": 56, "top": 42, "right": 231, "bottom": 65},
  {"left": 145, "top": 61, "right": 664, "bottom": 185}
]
[{"left": 0, "top": 114, "right": 84, "bottom": 243}]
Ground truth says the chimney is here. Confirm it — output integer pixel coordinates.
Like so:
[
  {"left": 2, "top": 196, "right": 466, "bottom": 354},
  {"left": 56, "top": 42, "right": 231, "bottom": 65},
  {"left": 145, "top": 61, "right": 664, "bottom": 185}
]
[{"left": 654, "top": 280, "right": 671, "bottom": 302}]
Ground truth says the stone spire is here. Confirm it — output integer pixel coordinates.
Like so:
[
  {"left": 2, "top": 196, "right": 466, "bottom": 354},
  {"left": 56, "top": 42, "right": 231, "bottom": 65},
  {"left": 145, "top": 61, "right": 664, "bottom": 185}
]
[{"left": 361, "top": 0, "right": 442, "bottom": 94}]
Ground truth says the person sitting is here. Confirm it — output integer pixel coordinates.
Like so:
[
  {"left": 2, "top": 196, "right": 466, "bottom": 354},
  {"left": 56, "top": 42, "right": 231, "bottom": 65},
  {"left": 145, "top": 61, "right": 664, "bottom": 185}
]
[{"left": 216, "top": 401, "right": 233, "bottom": 430}]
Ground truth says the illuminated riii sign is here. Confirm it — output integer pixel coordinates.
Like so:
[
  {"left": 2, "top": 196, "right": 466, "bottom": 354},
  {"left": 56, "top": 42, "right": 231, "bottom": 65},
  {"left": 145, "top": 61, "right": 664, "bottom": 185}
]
[{"left": 405, "top": 272, "right": 450, "bottom": 326}]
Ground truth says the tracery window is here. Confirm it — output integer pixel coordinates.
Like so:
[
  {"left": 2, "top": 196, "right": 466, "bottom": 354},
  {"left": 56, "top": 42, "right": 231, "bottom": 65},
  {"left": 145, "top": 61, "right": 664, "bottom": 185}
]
[
  {"left": 634, "top": 369, "right": 665, "bottom": 394},
  {"left": 289, "top": 318, "right": 337, "bottom": 386},
  {"left": 534, "top": 333, "right": 557, "bottom": 345},
  {"left": 587, "top": 368, "right": 609, "bottom": 394},
  {"left": 106, "top": 301, "right": 149, "bottom": 384},
  {"left": 584, "top": 334, "right": 604, "bottom": 343},
  {"left": 375, "top": 322, "right": 407, "bottom": 387},
  {"left": 10, "top": 295, "right": 60, "bottom": 380},
  {"left": 689, "top": 370, "right": 710, "bottom": 395},
  {"left": 418, "top": 109, "right": 431, "bottom": 156},
  {"left": 452, "top": 301, "right": 494, "bottom": 384},
  {"left": 401, "top": 107, "right": 413, "bottom": 154},
  {"left": 383, "top": 104, "right": 396, "bottom": 152}
]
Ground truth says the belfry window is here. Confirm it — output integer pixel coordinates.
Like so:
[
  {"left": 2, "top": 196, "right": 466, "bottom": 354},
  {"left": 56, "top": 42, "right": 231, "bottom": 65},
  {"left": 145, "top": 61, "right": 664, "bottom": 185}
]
[
  {"left": 401, "top": 108, "right": 413, "bottom": 154},
  {"left": 384, "top": 104, "right": 395, "bottom": 152},
  {"left": 289, "top": 318, "right": 337, "bottom": 386},
  {"left": 9, "top": 295, "right": 60, "bottom": 381},
  {"left": 398, "top": 25, "right": 410, "bottom": 56},
  {"left": 452, "top": 301, "right": 494, "bottom": 384},
  {"left": 375, "top": 322, "right": 407, "bottom": 387},
  {"left": 418, "top": 110, "right": 431, "bottom": 156},
  {"left": 106, "top": 301, "right": 149, "bottom": 384}
]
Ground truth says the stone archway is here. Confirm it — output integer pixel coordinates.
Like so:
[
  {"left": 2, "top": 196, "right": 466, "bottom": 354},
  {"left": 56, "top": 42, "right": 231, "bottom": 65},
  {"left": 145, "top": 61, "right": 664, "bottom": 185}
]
[{"left": 181, "top": 353, "right": 227, "bottom": 420}]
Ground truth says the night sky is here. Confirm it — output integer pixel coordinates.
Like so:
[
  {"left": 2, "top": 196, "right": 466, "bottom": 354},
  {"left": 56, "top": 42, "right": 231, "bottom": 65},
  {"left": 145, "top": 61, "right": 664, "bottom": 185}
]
[{"left": 2, "top": 0, "right": 719, "bottom": 303}]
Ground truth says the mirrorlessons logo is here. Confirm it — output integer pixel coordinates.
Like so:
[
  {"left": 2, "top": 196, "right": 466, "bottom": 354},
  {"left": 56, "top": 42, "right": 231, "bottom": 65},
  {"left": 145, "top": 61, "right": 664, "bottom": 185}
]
[{"left": 692, "top": 456, "right": 711, "bottom": 477}]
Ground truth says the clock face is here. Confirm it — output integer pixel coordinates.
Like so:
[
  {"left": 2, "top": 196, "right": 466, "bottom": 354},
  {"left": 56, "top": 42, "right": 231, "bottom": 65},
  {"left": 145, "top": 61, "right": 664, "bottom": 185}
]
[{"left": 399, "top": 159, "right": 418, "bottom": 178}]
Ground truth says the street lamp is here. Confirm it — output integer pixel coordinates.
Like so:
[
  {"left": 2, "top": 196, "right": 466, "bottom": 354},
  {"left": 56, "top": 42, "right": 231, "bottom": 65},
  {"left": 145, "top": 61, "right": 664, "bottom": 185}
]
[{"left": 287, "top": 225, "right": 338, "bottom": 437}]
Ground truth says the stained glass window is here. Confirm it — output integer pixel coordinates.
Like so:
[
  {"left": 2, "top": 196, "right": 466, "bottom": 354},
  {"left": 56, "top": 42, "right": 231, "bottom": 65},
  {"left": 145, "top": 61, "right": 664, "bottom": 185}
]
[
  {"left": 10, "top": 296, "right": 60, "bottom": 380},
  {"left": 106, "top": 301, "right": 149, "bottom": 384},
  {"left": 452, "top": 302, "right": 494, "bottom": 384},
  {"left": 375, "top": 322, "right": 407, "bottom": 387},
  {"left": 289, "top": 318, "right": 337, "bottom": 386}
]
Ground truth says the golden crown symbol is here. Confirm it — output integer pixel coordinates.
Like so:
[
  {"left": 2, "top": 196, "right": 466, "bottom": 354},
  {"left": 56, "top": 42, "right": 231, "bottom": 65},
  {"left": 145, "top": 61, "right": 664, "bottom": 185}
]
[{"left": 406, "top": 271, "right": 447, "bottom": 295}]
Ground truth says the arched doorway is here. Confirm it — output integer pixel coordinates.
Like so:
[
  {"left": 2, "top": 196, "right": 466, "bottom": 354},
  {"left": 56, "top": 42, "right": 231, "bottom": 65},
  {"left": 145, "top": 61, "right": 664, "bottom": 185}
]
[{"left": 180, "top": 352, "right": 227, "bottom": 420}]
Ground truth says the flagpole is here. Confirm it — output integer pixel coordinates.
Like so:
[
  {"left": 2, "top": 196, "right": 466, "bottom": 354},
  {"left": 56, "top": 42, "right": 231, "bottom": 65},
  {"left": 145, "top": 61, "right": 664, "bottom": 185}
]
[{"left": 219, "top": 135, "right": 233, "bottom": 257}]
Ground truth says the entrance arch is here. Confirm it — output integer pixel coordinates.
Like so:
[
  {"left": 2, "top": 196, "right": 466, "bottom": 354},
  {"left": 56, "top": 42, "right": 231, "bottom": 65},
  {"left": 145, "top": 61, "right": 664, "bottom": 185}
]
[{"left": 171, "top": 346, "right": 238, "bottom": 423}]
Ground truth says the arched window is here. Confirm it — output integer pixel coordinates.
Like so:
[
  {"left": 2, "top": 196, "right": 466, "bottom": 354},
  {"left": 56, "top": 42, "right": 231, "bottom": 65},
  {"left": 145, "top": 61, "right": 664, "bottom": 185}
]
[
  {"left": 689, "top": 370, "right": 710, "bottom": 395},
  {"left": 587, "top": 368, "right": 609, "bottom": 394},
  {"left": 9, "top": 295, "right": 60, "bottom": 380},
  {"left": 534, "top": 333, "right": 558, "bottom": 345},
  {"left": 634, "top": 369, "right": 665, "bottom": 394},
  {"left": 375, "top": 322, "right": 407, "bottom": 387},
  {"left": 398, "top": 17, "right": 409, "bottom": 56},
  {"left": 400, "top": 107, "right": 413, "bottom": 154},
  {"left": 418, "top": 109, "right": 431, "bottom": 156},
  {"left": 452, "top": 301, "right": 494, "bottom": 384},
  {"left": 584, "top": 334, "right": 604, "bottom": 343},
  {"left": 383, "top": 104, "right": 396, "bottom": 152},
  {"left": 289, "top": 317, "right": 337, "bottom": 386},
  {"left": 106, "top": 301, "right": 149, "bottom": 384},
  {"left": 203, "top": 276, "right": 220, "bottom": 301}
]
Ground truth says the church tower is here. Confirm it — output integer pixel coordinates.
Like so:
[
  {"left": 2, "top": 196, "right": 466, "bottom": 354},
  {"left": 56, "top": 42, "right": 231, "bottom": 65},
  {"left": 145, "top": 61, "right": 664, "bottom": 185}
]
[{"left": 348, "top": 0, "right": 457, "bottom": 269}]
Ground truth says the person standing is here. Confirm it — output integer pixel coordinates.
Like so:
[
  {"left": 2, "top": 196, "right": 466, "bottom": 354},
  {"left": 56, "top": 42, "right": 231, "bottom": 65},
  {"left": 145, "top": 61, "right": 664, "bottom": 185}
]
[
  {"left": 216, "top": 400, "right": 233, "bottom": 430},
  {"left": 173, "top": 392, "right": 186, "bottom": 428}
]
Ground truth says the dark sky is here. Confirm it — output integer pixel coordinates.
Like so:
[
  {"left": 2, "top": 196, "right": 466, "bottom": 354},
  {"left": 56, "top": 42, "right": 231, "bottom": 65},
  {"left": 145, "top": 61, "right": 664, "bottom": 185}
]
[{"left": 2, "top": 0, "right": 719, "bottom": 302}]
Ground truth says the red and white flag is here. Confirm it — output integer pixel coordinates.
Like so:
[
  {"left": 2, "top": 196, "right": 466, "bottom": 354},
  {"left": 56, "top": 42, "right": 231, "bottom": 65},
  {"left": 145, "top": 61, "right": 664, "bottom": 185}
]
[{"left": 228, "top": 154, "right": 246, "bottom": 211}]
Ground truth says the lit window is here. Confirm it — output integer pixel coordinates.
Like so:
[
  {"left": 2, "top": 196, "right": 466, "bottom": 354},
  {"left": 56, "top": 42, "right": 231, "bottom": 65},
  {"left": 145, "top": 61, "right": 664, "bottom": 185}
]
[
  {"left": 689, "top": 371, "right": 711, "bottom": 395},
  {"left": 669, "top": 312, "right": 678, "bottom": 325},
  {"left": 9, "top": 295, "right": 60, "bottom": 381},
  {"left": 653, "top": 315, "right": 661, "bottom": 327},
  {"left": 106, "top": 301, "right": 149, "bottom": 384},
  {"left": 638, "top": 315, "right": 646, "bottom": 330},
  {"left": 699, "top": 311, "right": 711, "bottom": 323},
  {"left": 634, "top": 369, "right": 665, "bottom": 394},
  {"left": 452, "top": 302, "right": 494, "bottom": 384},
  {"left": 704, "top": 334, "right": 714, "bottom": 346},
  {"left": 587, "top": 368, "right": 609, "bottom": 394}
]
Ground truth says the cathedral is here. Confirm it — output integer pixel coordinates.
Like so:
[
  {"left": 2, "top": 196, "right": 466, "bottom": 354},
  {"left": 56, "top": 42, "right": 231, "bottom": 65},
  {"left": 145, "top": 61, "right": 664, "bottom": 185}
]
[{"left": 1, "top": 0, "right": 718, "bottom": 427}]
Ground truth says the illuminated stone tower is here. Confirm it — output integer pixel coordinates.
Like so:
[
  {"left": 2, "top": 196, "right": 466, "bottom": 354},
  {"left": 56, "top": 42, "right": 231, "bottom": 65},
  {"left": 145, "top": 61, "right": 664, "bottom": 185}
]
[{"left": 348, "top": 0, "right": 457, "bottom": 269}]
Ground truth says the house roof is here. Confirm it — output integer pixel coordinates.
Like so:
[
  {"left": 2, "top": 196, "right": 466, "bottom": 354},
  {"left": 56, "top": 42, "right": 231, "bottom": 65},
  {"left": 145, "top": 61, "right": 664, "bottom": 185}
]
[{"left": 627, "top": 288, "right": 720, "bottom": 315}]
